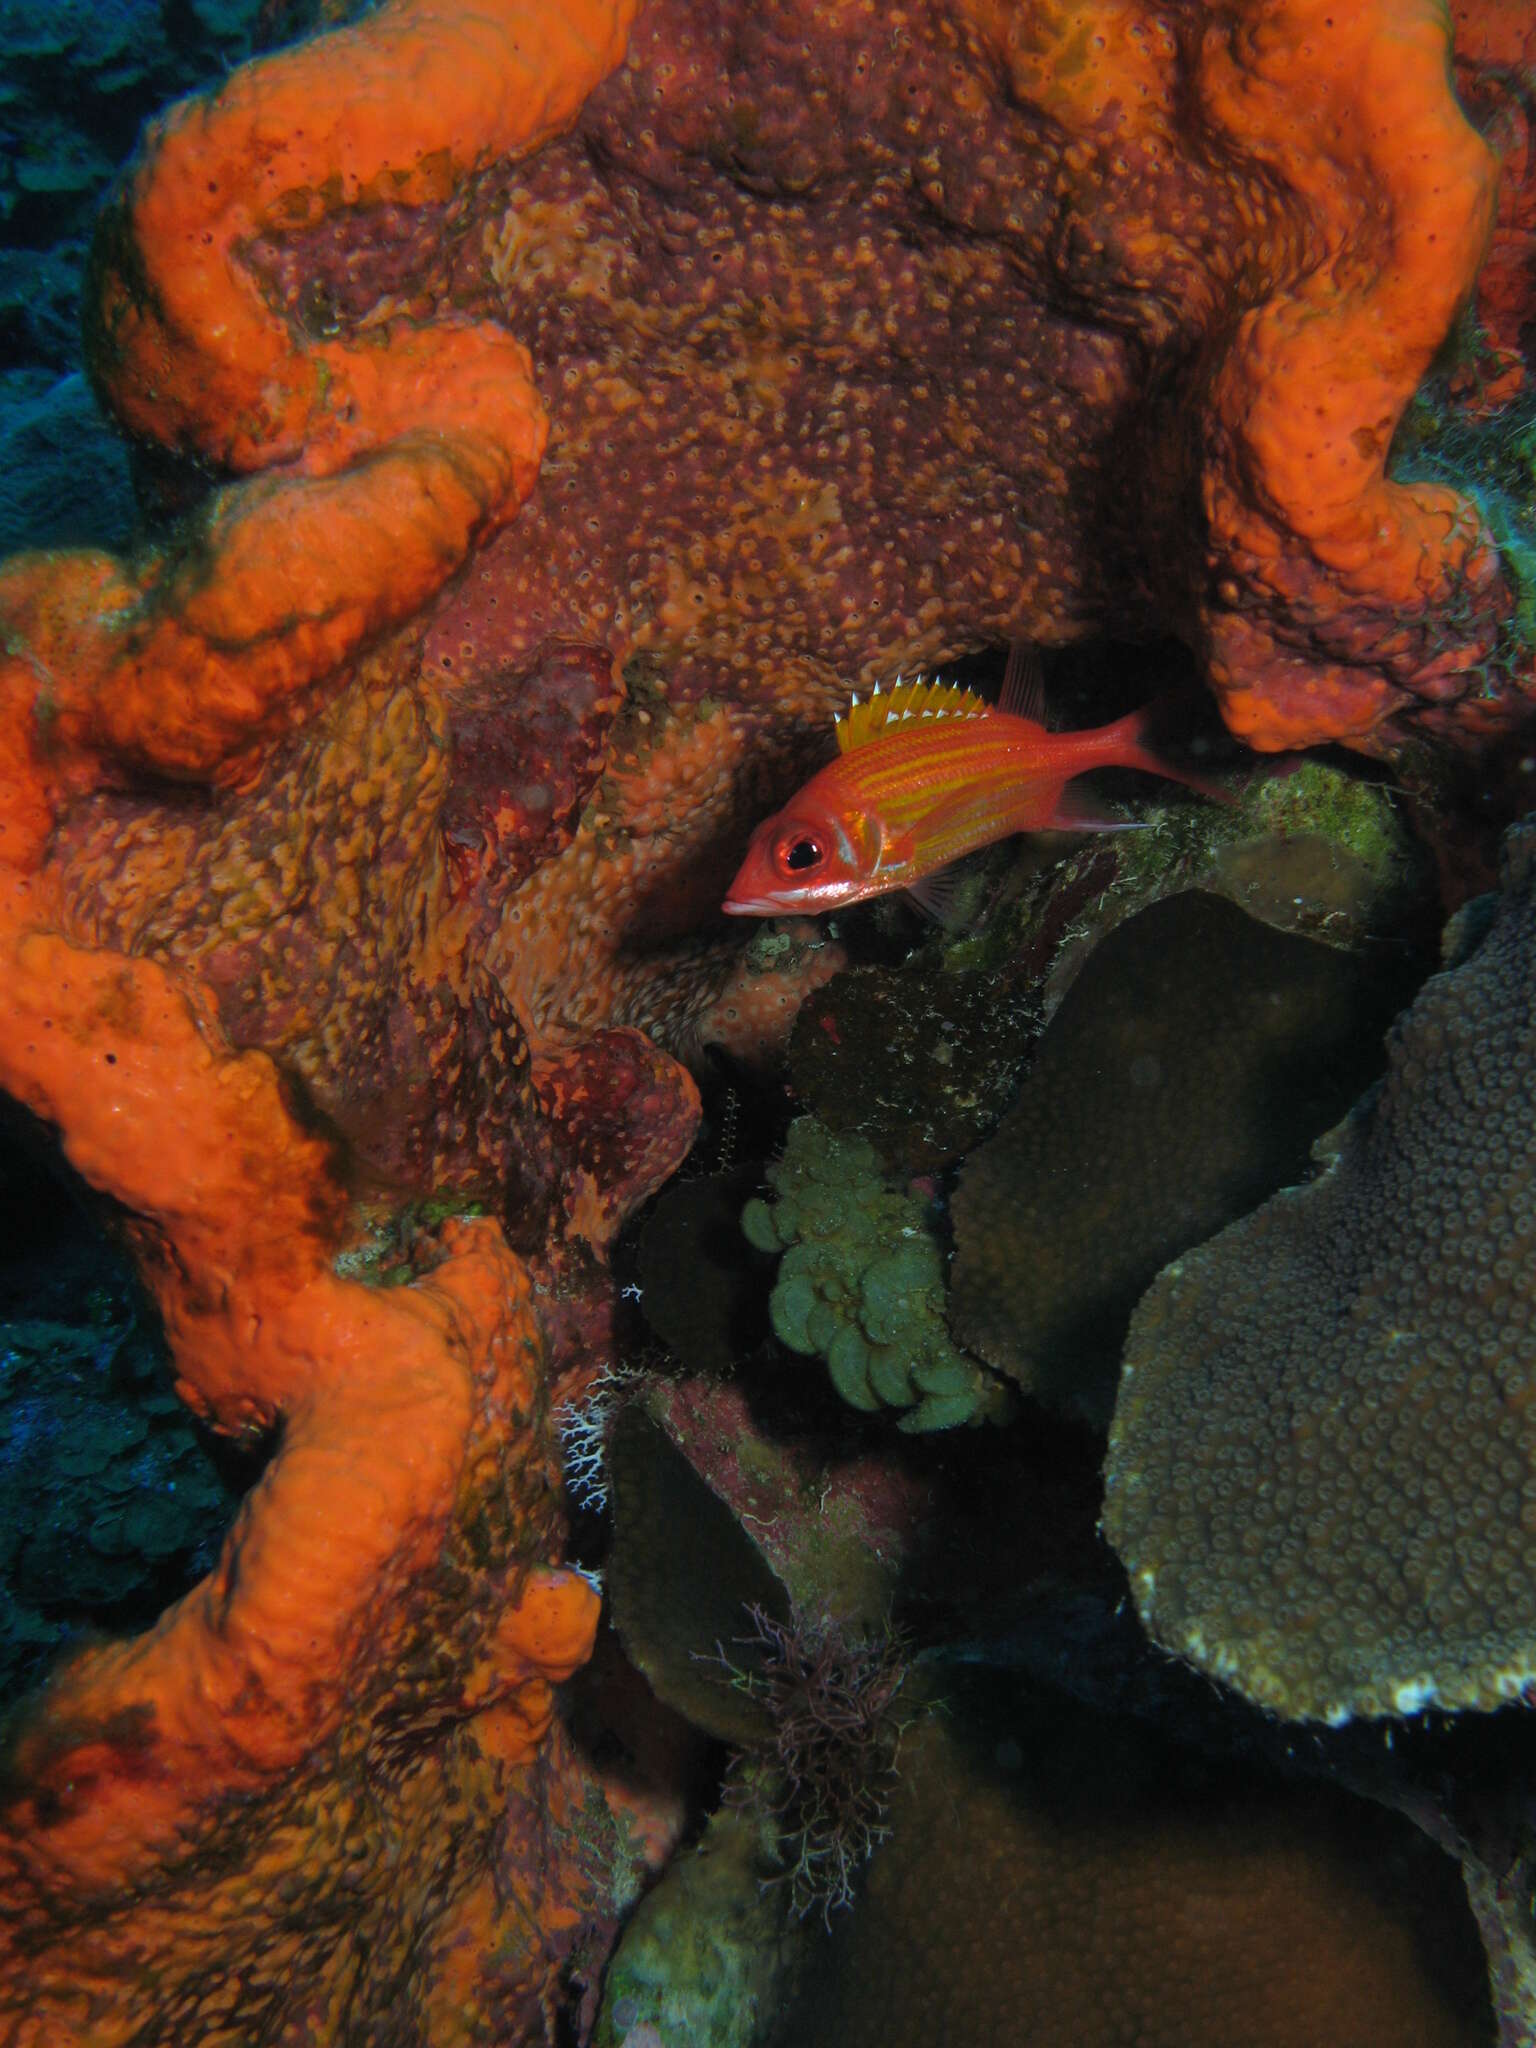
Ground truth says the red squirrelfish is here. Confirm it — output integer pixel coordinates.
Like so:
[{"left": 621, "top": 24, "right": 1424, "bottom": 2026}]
[{"left": 722, "top": 650, "right": 1228, "bottom": 918}]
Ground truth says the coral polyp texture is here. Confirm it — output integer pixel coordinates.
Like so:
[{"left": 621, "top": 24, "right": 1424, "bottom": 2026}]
[{"left": 1103, "top": 823, "right": 1536, "bottom": 1724}]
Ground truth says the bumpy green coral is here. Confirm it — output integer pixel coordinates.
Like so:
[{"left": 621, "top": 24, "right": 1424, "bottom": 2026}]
[{"left": 743, "top": 1119, "right": 1006, "bottom": 1432}]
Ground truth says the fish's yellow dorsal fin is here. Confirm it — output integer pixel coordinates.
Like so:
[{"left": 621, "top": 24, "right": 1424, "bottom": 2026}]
[{"left": 835, "top": 675, "right": 991, "bottom": 755}]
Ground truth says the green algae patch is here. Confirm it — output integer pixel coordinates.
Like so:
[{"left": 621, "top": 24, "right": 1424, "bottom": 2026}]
[{"left": 1099, "top": 755, "right": 1419, "bottom": 947}]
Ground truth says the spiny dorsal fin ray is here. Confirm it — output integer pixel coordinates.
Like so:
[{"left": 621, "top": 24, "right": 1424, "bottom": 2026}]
[{"left": 836, "top": 677, "right": 990, "bottom": 754}]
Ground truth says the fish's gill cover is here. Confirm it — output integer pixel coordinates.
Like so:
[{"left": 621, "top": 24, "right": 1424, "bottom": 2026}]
[{"left": 1103, "top": 824, "right": 1536, "bottom": 1723}]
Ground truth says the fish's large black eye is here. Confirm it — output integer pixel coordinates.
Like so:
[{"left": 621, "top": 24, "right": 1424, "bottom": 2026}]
[{"left": 781, "top": 836, "right": 823, "bottom": 872}]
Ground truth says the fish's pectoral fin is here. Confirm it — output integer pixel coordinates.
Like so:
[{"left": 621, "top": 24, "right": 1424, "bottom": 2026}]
[{"left": 904, "top": 848, "right": 995, "bottom": 928}]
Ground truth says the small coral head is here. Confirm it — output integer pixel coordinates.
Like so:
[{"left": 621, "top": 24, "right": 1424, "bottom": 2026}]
[{"left": 722, "top": 787, "right": 895, "bottom": 916}]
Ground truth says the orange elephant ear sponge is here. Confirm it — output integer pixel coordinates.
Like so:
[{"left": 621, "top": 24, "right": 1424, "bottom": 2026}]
[
  {"left": 1105, "top": 821, "right": 1536, "bottom": 1724},
  {"left": 0, "top": 901, "right": 609, "bottom": 2035},
  {"left": 0, "top": 0, "right": 654, "bottom": 2032}
]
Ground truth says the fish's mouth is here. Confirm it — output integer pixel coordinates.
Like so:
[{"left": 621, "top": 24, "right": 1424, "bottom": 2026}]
[{"left": 720, "top": 892, "right": 781, "bottom": 917}]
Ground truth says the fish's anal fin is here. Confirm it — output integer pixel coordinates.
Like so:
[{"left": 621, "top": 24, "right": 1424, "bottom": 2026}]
[
  {"left": 999, "top": 640, "right": 1046, "bottom": 725},
  {"left": 1047, "top": 785, "right": 1154, "bottom": 834},
  {"left": 836, "top": 676, "right": 989, "bottom": 754}
]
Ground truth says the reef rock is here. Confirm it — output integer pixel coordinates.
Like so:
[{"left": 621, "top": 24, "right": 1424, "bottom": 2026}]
[{"left": 951, "top": 891, "right": 1420, "bottom": 1424}]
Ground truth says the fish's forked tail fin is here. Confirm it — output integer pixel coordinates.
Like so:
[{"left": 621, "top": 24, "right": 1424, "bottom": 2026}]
[{"left": 1088, "top": 696, "right": 1238, "bottom": 807}]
